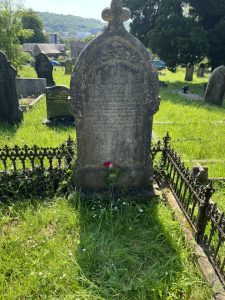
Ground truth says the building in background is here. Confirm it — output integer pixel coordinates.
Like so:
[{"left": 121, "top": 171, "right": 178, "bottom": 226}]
[
  {"left": 49, "top": 34, "right": 59, "bottom": 44},
  {"left": 22, "top": 43, "right": 65, "bottom": 57}
]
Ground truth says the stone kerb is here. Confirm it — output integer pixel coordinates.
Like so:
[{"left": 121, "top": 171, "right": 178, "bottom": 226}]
[{"left": 70, "top": 0, "right": 159, "bottom": 193}]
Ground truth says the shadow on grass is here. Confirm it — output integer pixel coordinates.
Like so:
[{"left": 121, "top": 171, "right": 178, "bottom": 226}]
[
  {"left": 163, "top": 80, "right": 206, "bottom": 95},
  {"left": 47, "top": 122, "right": 76, "bottom": 132},
  {"left": 160, "top": 85, "right": 225, "bottom": 110},
  {"left": 75, "top": 197, "right": 186, "bottom": 299}
]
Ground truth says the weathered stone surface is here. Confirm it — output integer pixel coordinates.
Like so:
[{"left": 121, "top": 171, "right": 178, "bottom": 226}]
[
  {"left": 0, "top": 51, "right": 23, "bottom": 123},
  {"left": 16, "top": 78, "right": 46, "bottom": 99},
  {"left": 204, "top": 66, "right": 225, "bottom": 107},
  {"left": 34, "top": 53, "right": 55, "bottom": 87},
  {"left": 185, "top": 64, "right": 194, "bottom": 81},
  {"left": 70, "top": 0, "right": 159, "bottom": 191},
  {"left": 64, "top": 59, "right": 72, "bottom": 75},
  {"left": 46, "top": 85, "right": 74, "bottom": 121}
]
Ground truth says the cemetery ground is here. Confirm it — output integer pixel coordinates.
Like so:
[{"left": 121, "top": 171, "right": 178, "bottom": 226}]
[{"left": 0, "top": 66, "right": 224, "bottom": 298}]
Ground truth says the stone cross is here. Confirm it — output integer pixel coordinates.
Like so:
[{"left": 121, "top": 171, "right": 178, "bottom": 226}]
[
  {"left": 70, "top": 0, "right": 159, "bottom": 193},
  {"left": 102, "top": 0, "right": 131, "bottom": 28}
]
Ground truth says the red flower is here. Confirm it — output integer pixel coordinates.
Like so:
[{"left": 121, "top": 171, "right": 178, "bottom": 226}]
[{"left": 103, "top": 161, "right": 113, "bottom": 169}]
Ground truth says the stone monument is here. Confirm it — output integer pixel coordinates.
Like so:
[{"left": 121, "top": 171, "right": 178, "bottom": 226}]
[
  {"left": 44, "top": 86, "right": 74, "bottom": 123},
  {"left": 70, "top": 0, "right": 159, "bottom": 192},
  {"left": 185, "top": 63, "right": 194, "bottom": 81},
  {"left": 0, "top": 51, "right": 23, "bottom": 123},
  {"left": 197, "top": 63, "right": 205, "bottom": 78},
  {"left": 34, "top": 53, "right": 55, "bottom": 87},
  {"left": 204, "top": 66, "right": 225, "bottom": 107},
  {"left": 64, "top": 59, "right": 72, "bottom": 75}
]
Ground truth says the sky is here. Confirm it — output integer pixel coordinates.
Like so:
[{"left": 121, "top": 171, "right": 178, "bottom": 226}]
[{"left": 23, "top": 0, "right": 111, "bottom": 20}]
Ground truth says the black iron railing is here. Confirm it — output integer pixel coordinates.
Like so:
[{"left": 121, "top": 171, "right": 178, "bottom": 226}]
[
  {"left": 0, "top": 137, "right": 76, "bottom": 199},
  {"left": 160, "top": 133, "right": 225, "bottom": 285},
  {"left": 0, "top": 136, "right": 75, "bottom": 172},
  {"left": 0, "top": 134, "right": 224, "bottom": 284}
]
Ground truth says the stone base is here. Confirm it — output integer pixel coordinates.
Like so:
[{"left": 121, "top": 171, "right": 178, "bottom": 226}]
[
  {"left": 43, "top": 118, "right": 75, "bottom": 126},
  {"left": 77, "top": 182, "right": 161, "bottom": 201}
]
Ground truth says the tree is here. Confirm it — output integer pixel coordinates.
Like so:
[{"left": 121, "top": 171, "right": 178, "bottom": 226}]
[
  {"left": 0, "top": 0, "right": 33, "bottom": 67},
  {"left": 124, "top": 0, "right": 208, "bottom": 76},
  {"left": 148, "top": 11, "right": 208, "bottom": 69},
  {"left": 124, "top": 0, "right": 225, "bottom": 70},
  {"left": 188, "top": 0, "right": 225, "bottom": 69},
  {"left": 20, "top": 9, "right": 47, "bottom": 43}
]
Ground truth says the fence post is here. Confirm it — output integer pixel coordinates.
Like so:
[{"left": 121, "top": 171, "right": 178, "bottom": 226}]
[
  {"left": 162, "top": 132, "right": 170, "bottom": 168},
  {"left": 65, "top": 136, "right": 74, "bottom": 169},
  {"left": 196, "top": 181, "right": 215, "bottom": 243}
]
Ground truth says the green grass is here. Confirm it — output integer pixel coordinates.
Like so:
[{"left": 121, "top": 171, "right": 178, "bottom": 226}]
[
  {"left": 0, "top": 196, "right": 212, "bottom": 299},
  {"left": 155, "top": 68, "right": 225, "bottom": 210},
  {"left": 0, "top": 66, "right": 73, "bottom": 147},
  {"left": 0, "top": 97, "right": 74, "bottom": 147},
  {"left": 159, "top": 67, "right": 209, "bottom": 95}
]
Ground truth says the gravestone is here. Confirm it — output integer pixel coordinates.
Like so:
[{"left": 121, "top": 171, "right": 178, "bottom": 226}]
[
  {"left": 64, "top": 59, "right": 72, "bottom": 75},
  {"left": 185, "top": 63, "right": 194, "bottom": 81},
  {"left": 34, "top": 53, "right": 55, "bottom": 87},
  {"left": 70, "top": 0, "right": 159, "bottom": 192},
  {"left": 204, "top": 66, "right": 225, "bottom": 107},
  {"left": 197, "top": 63, "right": 205, "bottom": 78},
  {"left": 45, "top": 86, "right": 74, "bottom": 123},
  {"left": 0, "top": 51, "right": 23, "bottom": 123}
]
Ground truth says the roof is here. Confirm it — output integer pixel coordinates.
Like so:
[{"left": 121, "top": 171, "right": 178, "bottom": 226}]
[
  {"left": 22, "top": 43, "right": 62, "bottom": 55},
  {"left": 22, "top": 43, "right": 37, "bottom": 52},
  {"left": 34, "top": 44, "right": 61, "bottom": 55}
]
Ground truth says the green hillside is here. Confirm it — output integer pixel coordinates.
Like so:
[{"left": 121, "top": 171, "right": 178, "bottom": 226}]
[{"left": 37, "top": 12, "right": 105, "bottom": 36}]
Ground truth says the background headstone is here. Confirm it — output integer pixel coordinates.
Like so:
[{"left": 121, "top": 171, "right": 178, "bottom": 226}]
[
  {"left": 185, "top": 63, "right": 194, "bottom": 81},
  {"left": 197, "top": 63, "right": 205, "bottom": 78},
  {"left": 70, "top": 0, "right": 159, "bottom": 191},
  {"left": 34, "top": 53, "right": 55, "bottom": 87},
  {"left": 45, "top": 86, "right": 74, "bottom": 122},
  {"left": 64, "top": 59, "right": 72, "bottom": 75},
  {"left": 204, "top": 66, "right": 225, "bottom": 106},
  {"left": 0, "top": 51, "right": 23, "bottom": 123}
]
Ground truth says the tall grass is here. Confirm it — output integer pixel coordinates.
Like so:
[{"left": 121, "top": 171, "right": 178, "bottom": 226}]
[{"left": 0, "top": 196, "right": 212, "bottom": 299}]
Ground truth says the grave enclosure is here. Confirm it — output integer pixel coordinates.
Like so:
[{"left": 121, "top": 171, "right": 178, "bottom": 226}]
[{"left": 0, "top": 0, "right": 224, "bottom": 291}]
